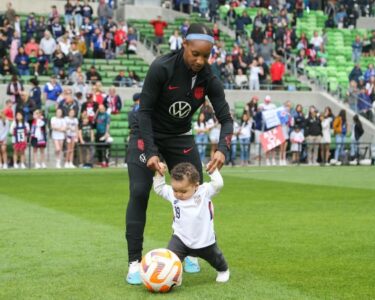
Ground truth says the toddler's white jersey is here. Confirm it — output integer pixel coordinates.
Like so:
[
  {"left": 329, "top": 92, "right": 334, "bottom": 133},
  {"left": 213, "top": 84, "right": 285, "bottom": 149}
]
[{"left": 153, "top": 169, "right": 223, "bottom": 249}]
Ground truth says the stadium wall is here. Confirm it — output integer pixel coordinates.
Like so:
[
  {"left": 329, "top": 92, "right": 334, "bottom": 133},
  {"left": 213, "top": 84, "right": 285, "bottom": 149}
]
[{"left": 1, "top": 85, "right": 373, "bottom": 142}]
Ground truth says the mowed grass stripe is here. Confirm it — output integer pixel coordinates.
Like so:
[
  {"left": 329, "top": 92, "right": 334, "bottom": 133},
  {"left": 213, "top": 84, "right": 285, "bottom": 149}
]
[
  {"left": 0, "top": 169, "right": 374, "bottom": 299},
  {"left": 221, "top": 166, "right": 375, "bottom": 190},
  {"left": 0, "top": 195, "right": 321, "bottom": 300}
]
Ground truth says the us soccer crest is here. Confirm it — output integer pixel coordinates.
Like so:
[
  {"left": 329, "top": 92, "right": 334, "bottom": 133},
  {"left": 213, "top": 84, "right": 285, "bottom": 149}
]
[
  {"left": 194, "top": 87, "right": 204, "bottom": 100},
  {"left": 193, "top": 195, "right": 202, "bottom": 205}
]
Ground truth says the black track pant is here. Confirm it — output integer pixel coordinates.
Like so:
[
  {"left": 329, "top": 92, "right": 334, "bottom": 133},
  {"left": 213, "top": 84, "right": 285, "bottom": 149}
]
[
  {"left": 168, "top": 235, "right": 228, "bottom": 272},
  {"left": 125, "top": 133, "right": 203, "bottom": 263}
]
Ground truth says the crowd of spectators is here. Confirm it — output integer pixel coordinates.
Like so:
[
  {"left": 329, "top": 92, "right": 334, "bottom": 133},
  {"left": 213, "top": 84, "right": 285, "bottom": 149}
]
[
  {"left": 0, "top": 75, "right": 125, "bottom": 169},
  {"left": 0, "top": 1, "right": 141, "bottom": 87}
]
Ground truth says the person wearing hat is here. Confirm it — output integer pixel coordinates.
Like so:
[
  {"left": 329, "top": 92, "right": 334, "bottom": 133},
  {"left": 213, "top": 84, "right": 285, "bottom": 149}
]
[
  {"left": 125, "top": 23, "right": 233, "bottom": 284},
  {"left": 29, "top": 78, "right": 42, "bottom": 110}
]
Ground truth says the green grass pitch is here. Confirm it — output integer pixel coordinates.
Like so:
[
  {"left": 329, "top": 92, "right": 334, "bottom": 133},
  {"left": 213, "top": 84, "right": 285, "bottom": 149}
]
[{"left": 1, "top": 167, "right": 375, "bottom": 300}]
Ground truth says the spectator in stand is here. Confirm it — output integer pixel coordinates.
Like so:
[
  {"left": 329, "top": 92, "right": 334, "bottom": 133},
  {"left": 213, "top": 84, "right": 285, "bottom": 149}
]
[
  {"left": 74, "top": 0, "right": 84, "bottom": 31},
  {"left": 180, "top": 20, "right": 190, "bottom": 37},
  {"left": 14, "top": 47, "right": 30, "bottom": 76},
  {"left": 126, "top": 27, "right": 138, "bottom": 55},
  {"left": 270, "top": 56, "right": 285, "bottom": 90},
  {"left": 223, "top": 55, "right": 235, "bottom": 89},
  {"left": 128, "top": 70, "right": 142, "bottom": 87},
  {"left": 82, "top": 0, "right": 93, "bottom": 20},
  {"left": 332, "top": 109, "right": 348, "bottom": 165},
  {"left": 113, "top": 70, "right": 131, "bottom": 87},
  {"left": 320, "top": 106, "right": 334, "bottom": 165},
  {"left": 150, "top": 16, "right": 168, "bottom": 46},
  {"left": 235, "top": 11, "right": 252, "bottom": 43},
  {"left": 357, "top": 87, "right": 373, "bottom": 122},
  {"left": 352, "top": 35, "right": 363, "bottom": 63},
  {"left": 305, "top": 107, "right": 322, "bottom": 165},
  {"left": 295, "top": 0, "right": 304, "bottom": 18},
  {"left": 169, "top": 30, "right": 183, "bottom": 53},
  {"left": 349, "top": 64, "right": 363, "bottom": 84},
  {"left": 104, "top": 86, "right": 122, "bottom": 115},
  {"left": 58, "top": 33, "right": 71, "bottom": 56},
  {"left": 35, "top": 49, "right": 48, "bottom": 76},
  {"left": 39, "top": 31, "right": 57, "bottom": 60},
  {"left": 81, "top": 93, "right": 99, "bottom": 126},
  {"left": 347, "top": 80, "right": 360, "bottom": 112},
  {"left": 6, "top": 75, "right": 24, "bottom": 106},
  {"left": 43, "top": 75, "right": 63, "bottom": 117},
  {"left": 297, "top": 32, "right": 308, "bottom": 50},
  {"left": 51, "top": 17, "right": 65, "bottom": 40},
  {"left": 67, "top": 41, "right": 83, "bottom": 76},
  {"left": 59, "top": 89, "right": 80, "bottom": 117},
  {"left": 13, "top": 15, "right": 21, "bottom": 36},
  {"left": 0, "top": 57, "right": 15, "bottom": 76},
  {"left": 0, "top": 112, "right": 10, "bottom": 169},
  {"left": 350, "top": 114, "right": 364, "bottom": 164},
  {"left": 30, "top": 110, "right": 47, "bottom": 169},
  {"left": 335, "top": 6, "right": 347, "bottom": 28},
  {"left": 239, "top": 112, "right": 252, "bottom": 166},
  {"left": 72, "top": 74, "right": 88, "bottom": 100},
  {"left": 11, "top": 111, "right": 29, "bottom": 169},
  {"left": 310, "top": 30, "right": 324, "bottom": 51},
  {"left": 51, "top": 47, "right": 67, "bottom": 76},
  {"left": 95, "top": 104, "right": 111, "bottom": 168},
  {"left": 70, "top": 66, "right": 87, "bottom": 85},
  {"left": 97, "top": 0, "right": 113, "bottom": 27},
  {"left": 64, "top": 108, "right": 79, "bottom": 168},
  {"left": 51, "top": 108, "right": 66, "bottom": 168},
  {"left": 81, "top": 17, "right": 94, "bottom": 52},
  {"left": 5, "top": 2, "right": 16, "bottom": 25},
  {"left": 366, "top": 76, "right": 375, "bottom": 104},
  {"left": 29, "top": 78, "right": 42, "bottom": 110},
  {"left": 235, "top": 68, "right": 248, "bottom": 89},
  {"left": 251, "top": 26, "right": 264, "bottom": 51},
  {"left": 3, "top": 100, "right": 14, "bottom": 121},
  {"left": 91, "top": 28, "right": 105, "bottom": 59},
  {"left": 260, "top": 95, "right": 277, "bottom": 166},
  {"left": 212, "top": 22, "right": 220, "bottom": 41},
  {"left": 258, "top": 38, "right": 274, "bottom": 66},
  {"left": 78, "top": 115, "right": 94, "bottom": 168},
  {"left": 357, "top": 76, "right": 365, "bottom": 89},
  {"left": 0, "top": 32, "right": 8, "bottom": 59},
  {"left": 114, "top": 23, "right": 127, "bottom": 55},
  {"left": 63, "top": 0, "right": 74, "bottom": 26},
  {"left": 104, "top": 31, "right": 116, "bottom": 60},
  {"left": 249, "top": 58, "right": 263, "bottom": 90},
  {"left": 364, "top": 64, "right": 375, "bottom": 83},
  {"left": 48, "top": 5, "right": 60, "bottom": 24},
  {"left": 93, "top": 81, "right": 106, "bottom": 105},
  {"left": 325, "top": 15, "right": 335, "bottom": 28},
  {"left": 25, "top": 37, "right": 39, "bottom": 57},
  {"left": 194, "top": 112, "right": 210, "bottom": 164},
  {"left": 86, "top": 65, "right": 102, "bottom": 85},
  {"left": 35, "top": 16, "right": 48, "bottom": 42},
  {"left": 226, "top": 111, "right": 239, "bottom": 166}
]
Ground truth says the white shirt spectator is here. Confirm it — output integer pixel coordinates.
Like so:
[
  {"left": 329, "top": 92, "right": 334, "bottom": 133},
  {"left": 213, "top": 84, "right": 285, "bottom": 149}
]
[
  {"left": 235, "top": 74, "right": 248, "bottom": 88},
  {"left": 0, "top": 119, "right": 10, "bottom": 142},
  {"left": 40, "top": 37, "right": 57, "bottom": 56},
  {"left": 290, "top": 130, "right": 304, "bottom": 152},
  {"left": 64, "top": 117, "right": 78, "bottom": 137},
  {"left": 169, "top": 35, "right": 183, "bottom": 51},
  {"left": 249, "top": 67, "right": 261, "bottom": 81},
  {"left": 239, "top": 121, "right": 252, "bottom": 139},
  {"left": 153, "top": 169, "right": 223, "bottom": 249},
  {"left": 310, "top": 35, "right": 323, "bottom": 49},
  {"left": 58, "top": 39, "right": 71, "bottom": 56},
  {"left": 51, "top": 116, "right": 66, "bottom": 140}
]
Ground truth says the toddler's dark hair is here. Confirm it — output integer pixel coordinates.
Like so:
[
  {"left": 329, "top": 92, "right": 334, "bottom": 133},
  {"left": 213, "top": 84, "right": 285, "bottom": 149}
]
[
  {"left": 185, "top": 23, "right": 213, "bottom": 38},
  {"left": 170, "top": 162, "right": 200, "bottom": 184}
]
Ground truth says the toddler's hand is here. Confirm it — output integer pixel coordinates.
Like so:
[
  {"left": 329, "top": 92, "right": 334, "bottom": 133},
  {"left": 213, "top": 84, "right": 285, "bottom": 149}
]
[{"left": 158, "top": 162, "right": 167, "bottom": 175}]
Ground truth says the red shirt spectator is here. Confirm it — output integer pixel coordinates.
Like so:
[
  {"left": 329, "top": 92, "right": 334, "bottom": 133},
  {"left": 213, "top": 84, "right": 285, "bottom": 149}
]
[
  {"left": 114, "top": 28, "right": 127, "bottom": 47},
  {"left": 150, "top": 16, "right": 168, "bottom": 37},
  {"left": 3, "top": 100, "right": 14, "bottom": 121},
  {"left": 270, "top": 58, "right": 285, "bottom": 83}
]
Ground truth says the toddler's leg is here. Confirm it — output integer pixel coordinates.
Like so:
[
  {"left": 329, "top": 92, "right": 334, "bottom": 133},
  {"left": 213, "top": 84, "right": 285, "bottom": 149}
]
[{"left": 197, "top": 243, "right": 229, "bottom": 282}]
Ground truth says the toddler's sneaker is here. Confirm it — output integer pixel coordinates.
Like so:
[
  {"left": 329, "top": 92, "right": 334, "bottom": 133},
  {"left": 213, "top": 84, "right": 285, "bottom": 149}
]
[
  {"left": 216, "top": 269, "right": 230, "bottom": 283},
  {"left": 126, "top": 260, "right": 141, "bottom": 285},
  {"left": 184, "top": 256, "right": 200, "bottom": 273}
]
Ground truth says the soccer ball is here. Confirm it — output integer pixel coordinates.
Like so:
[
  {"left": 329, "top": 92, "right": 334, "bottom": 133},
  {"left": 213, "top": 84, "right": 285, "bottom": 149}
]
[{"left": 140, "top": 248, "right": 182, "bottom": 293}]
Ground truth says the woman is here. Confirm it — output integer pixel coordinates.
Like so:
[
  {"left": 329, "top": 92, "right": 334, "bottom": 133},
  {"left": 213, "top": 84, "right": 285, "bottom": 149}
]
[
  {"left": 320, "top": 106, "right": 334, "bottom": 165},
  {"left": 332, "top": 109, "right": 348, "bottom": 165},
  {"left": 51, "top": 108, "right": 66, "bottom": 168},
  {"left": 193, "top": 112, "right": 210, "bottom": 164},
  {"left": 279, "top": 101, "right": 292, "bottom": 166},
  {"left": 305, "top": 107, "right": 322, "bottom": 165},
  {"left": 6, "top": 74, "right": 24, "bottom": 106},
  {"left": 125, "top": 23, "right": 233, "bottom": 284},
  {"left": 0, "top": 112, "right": 10, "bottom": 169},
  {"left": 14, "top": 47, "right": 30, "bottom": 76},
  {"left": 350, "top": 114, "right": 364, "bottom": 164},
  {"left": 0, "top": 57, "right": 16, "bottom": 76},
  {"left": 239, "top": 112, "right": 252, "bottom": 166}
]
